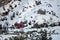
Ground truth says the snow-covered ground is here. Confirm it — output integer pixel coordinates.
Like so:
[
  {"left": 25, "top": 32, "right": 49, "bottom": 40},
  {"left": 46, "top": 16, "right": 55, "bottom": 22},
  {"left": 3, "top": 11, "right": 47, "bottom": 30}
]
[
  {"left": 0, "top": 0, "right": 60, "bottom": 40},
  {"left": 52, "top": 34, "right": 60, "bottom": 40}
]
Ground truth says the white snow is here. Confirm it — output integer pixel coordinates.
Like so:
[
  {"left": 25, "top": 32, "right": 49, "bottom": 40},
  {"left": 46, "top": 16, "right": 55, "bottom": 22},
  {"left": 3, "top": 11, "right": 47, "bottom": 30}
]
[{"left": 0, "top": 0, "right": 60, "bottom": 40}]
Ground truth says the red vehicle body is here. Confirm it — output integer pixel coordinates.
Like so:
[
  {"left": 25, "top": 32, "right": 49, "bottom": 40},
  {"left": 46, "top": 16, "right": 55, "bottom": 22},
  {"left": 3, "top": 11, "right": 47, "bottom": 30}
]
[{"left": 15, "top": 23, "right": 25, "bottom": 28}]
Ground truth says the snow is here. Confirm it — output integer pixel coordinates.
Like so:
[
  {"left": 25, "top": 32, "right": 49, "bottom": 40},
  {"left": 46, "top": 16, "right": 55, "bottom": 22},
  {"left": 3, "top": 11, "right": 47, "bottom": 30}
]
[
  {"left": 0, "top": 35, "right": 17, "bottom": 40},
  {"left": 52, "top": 34, "right": 60, "bottom": 40},
  {"left": 0, "top": 0, "right": 60, "bottom": 40}
]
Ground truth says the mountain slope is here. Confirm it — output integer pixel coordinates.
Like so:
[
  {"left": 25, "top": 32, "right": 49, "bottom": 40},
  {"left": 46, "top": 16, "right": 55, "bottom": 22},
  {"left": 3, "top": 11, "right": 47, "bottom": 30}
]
[{"left": 0, "top": 0, "right": 60, "bottom": 40}]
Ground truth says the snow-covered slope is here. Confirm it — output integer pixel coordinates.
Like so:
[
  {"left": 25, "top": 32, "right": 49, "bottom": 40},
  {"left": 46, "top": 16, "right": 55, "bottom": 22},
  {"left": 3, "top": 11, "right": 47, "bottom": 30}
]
[
  {"left": 0, "top": 0, "right": 60, "bottom": 40},
  {"left": 0, "top": 0, "right": 60, "bottom": 27}
]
